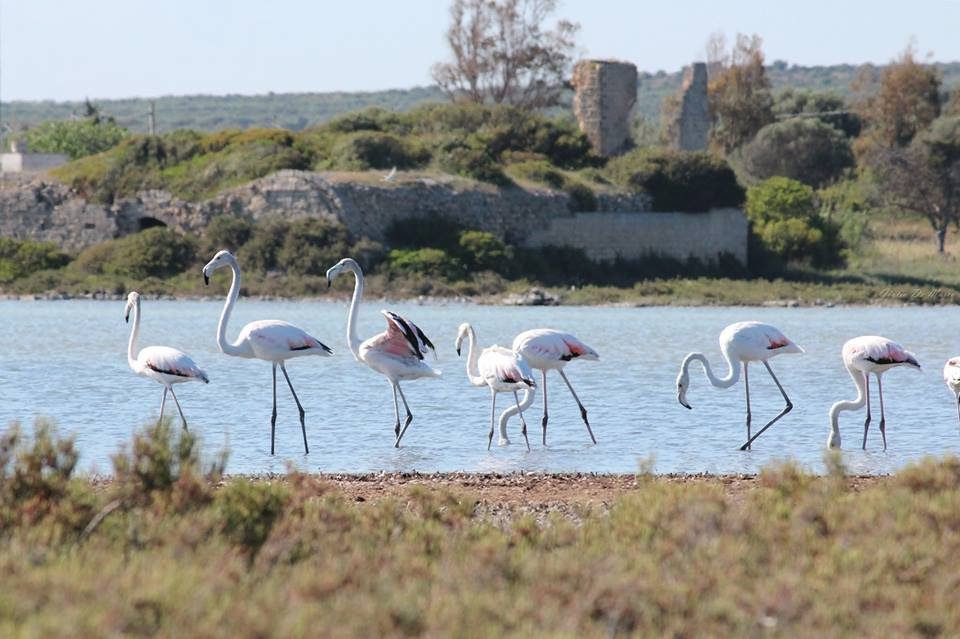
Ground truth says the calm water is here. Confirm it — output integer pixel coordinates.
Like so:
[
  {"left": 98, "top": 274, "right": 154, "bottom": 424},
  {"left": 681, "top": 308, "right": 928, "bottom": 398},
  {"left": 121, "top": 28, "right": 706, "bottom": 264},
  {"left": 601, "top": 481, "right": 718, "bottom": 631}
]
[{"left": 3, "top": 299, "right": 959, "bottom": 475}]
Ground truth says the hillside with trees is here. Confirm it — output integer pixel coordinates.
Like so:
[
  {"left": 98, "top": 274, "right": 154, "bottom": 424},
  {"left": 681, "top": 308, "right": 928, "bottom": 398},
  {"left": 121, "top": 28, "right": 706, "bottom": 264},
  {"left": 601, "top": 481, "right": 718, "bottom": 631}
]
[{"left": 4, "top": 62, "right": 959, "bottom": 136}]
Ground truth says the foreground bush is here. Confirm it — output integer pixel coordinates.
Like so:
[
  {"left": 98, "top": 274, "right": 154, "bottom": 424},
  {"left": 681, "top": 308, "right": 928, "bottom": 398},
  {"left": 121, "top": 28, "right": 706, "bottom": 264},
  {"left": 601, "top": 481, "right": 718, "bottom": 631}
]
[
  {"left": 0, "top": 238, "right": 70, "bottom": 283},
  {"left": 73, "top": 227, "right": 196, "bottom": 279},
  {"left": 4, "top": 431, "right": 960, "bottom": 636},
  {"left": 739, "top": 117, "right": 854, "bottom": 187}
]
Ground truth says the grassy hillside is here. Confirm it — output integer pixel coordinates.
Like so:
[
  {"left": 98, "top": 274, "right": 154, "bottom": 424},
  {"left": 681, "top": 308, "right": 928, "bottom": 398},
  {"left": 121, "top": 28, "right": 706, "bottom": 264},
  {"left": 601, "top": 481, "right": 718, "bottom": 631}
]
[{"left": 6, "top": 62, "right": 959, "bottom": 134}]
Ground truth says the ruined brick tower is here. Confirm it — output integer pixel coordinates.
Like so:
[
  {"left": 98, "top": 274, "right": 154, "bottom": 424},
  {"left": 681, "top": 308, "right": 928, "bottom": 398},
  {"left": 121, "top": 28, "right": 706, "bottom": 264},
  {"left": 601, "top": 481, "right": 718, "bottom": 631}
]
[
  {"left": 670, "top": 62, "right": 710, "bottom": 151},
  {"left": 572, "top": 60, "right": 637, "bottom": 157}
]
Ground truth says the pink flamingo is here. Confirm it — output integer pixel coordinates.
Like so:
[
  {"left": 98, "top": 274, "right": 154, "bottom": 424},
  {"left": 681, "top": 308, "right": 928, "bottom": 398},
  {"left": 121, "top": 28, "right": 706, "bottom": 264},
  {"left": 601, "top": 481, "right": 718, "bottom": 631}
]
[
  {"left": 828, "top": 335, "right": 920, "bottom": 450},
  {"left": 945, "top": 357, "right": 960, "bottom": 426},
  {"left": 676, "top": 321, "right": 803, "bottom": 450},
  {"left": 499, "top": 329, "right": 599, "bottom": 446},
  {"left": 325, "top": 258, "right": 440, "bottom": 447},
  {"left": 202, "top": 250, "right": 333, "bottom": 455},
  {"left": 455, "top": 323, "right": 536, "bottom": 451},
  {"left": 124, "top": 291, "right": 208, "bottom": 429}
]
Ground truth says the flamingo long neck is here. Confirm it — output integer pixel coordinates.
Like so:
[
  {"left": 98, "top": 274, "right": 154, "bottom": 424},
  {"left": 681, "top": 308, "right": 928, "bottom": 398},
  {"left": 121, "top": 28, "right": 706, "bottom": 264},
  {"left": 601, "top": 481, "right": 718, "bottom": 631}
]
[
  {"left": 829, "top": 367, "right": 867, "bottom": 443},
  {"left": 683, "top": 350, "right": 739, "bottom": 389},
  {"left": 462, "top": 326, "right": 485, "bottom": 387},
  {"left": 127, "top": 300, "right": 141, "bottom": 369},
  {"left": 344, "top": 262, "right": 364, "bottom": 360},
  {"left": 216, "top": 261, "right": 245, "bottom": 357}
]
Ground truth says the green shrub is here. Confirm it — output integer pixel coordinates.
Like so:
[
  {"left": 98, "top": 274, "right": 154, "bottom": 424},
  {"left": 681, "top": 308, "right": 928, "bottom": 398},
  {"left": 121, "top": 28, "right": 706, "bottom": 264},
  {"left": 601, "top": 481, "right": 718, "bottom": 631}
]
[
  {"left": 277, "top": 217, "right": 352, "bottom": 275},
  {"left": 437, "top": 143, "right": 511, "bottom": 186},
  {"left": 217, "top": 479, "right": 288, "bottom": 553},
  {"left": 24, "top": 118, "right": 128, "bottom": 159},
  {"left": 205, "top": 215, "right": 254, "bottom": 252},
  {"left": 327, "top": 132, "right": 429, "bottom": 170},
  {"left": 386, "top": 214, "right": 464, "bottom": 253},
  {"left": 606, "top": 148, "right": 744, "bottom": 212},
  {"left": 0, "top": 238, "right": 70, "bottom": 283},
  {"left": 237, "top": 218, "right": 290, "bottom": 272},
  {"left": 458, "top": 230, "right": 513, "bottom": 273},
  {"left": 739, "top": 117, "right": 854, "bottom": 187},
  {"left": 506, "top": 160, "right": 566, "bottom": 189},
  {"left": 746, "top": 176, "right": 843, "bottom": 266},
  {"left": 326, "top": 107, "right": 405, "bottom": 134},
  {"left": 111, "top": 419, "right": 226, "bottom": 511},
  {"left": 388, "top": 248, "right": 466, "bottom": 280},
  {"left": 566, "top": 183, "right": 598, "bottom": 212},
  {"left": 110, "top": 227, "right": 197, "bottom": 279}
]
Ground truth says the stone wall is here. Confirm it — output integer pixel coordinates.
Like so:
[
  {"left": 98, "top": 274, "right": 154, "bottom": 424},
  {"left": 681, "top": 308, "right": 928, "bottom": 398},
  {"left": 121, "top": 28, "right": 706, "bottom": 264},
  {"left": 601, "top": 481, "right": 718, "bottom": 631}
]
[
  {"left": 523, "top": 207, "right": 747, "bottom": 265},
  {"left": 668, "top": 62, "right": 710, "bottom": 151},
  {"left": 572, "top": 60, "right": 637, "bottom": 157},
  {"left": 1, "top": 152, "right": 69, "bottom": 173},
  {"left": 0, "top": 170, "right": 747, "bottom": 265}
]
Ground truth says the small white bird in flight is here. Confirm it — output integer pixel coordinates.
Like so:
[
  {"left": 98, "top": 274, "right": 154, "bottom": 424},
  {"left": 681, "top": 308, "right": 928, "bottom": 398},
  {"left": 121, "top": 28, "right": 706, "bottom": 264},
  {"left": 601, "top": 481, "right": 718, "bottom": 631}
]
[{"left": 382, "top": 166, "right": 397, "bottom": 182}]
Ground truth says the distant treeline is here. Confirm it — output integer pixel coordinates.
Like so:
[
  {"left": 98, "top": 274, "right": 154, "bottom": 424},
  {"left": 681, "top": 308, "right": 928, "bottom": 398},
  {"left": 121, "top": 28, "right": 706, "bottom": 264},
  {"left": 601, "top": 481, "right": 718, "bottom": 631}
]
[{"left": 5, "top": 62, "right": 960, "bottom": 134}]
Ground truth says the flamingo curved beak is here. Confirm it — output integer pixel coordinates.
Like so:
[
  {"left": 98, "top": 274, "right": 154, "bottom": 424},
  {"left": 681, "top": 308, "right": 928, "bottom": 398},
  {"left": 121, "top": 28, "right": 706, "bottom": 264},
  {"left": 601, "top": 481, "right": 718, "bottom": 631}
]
[
  {"left": 203, "top": 273, "right": 209, "bottom": 286},
  {"left": 456, "top": 346, "right": 461, "bottom": 357},
  {"left": 678, "top": 396, "right": 692, "bottom": 410}
]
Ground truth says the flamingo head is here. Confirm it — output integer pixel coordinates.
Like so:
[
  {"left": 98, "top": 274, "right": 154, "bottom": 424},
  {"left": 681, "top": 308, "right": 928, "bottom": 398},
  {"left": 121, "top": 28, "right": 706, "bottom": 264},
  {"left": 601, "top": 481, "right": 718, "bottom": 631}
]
[
  {"left": 202, "top": 250, "right": 236, "bottom": 285},
  {"left": 325, "top": 258, "right": 361, "bottom": 288},
  {"left": 124, "top": 291, "right": 140, "bottom": 323},
  {"left": 454, "top": 323, "right": 472, "bottom": 356},
  {"left": 676, "top": 370, "right": 692, "bottom": 409}
]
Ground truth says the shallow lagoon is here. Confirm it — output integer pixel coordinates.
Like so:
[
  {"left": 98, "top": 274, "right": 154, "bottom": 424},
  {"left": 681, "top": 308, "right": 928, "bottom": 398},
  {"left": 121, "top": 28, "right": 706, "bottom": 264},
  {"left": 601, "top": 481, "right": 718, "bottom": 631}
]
[{"left": 3, "top": 299, "right": 958, "bottom": 475}]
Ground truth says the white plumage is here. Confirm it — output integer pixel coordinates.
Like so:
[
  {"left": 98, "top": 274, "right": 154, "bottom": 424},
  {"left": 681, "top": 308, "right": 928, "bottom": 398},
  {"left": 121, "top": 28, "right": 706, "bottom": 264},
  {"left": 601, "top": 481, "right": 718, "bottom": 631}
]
[
  {"left": 202, "top": 250, "right": 332, "bottom": 455},
  {"left": 944, "top": 357, "right": 960, "bottom": 427},
  {"left": 676, "top": 321, "right": 803, "bottom": 450},
  {"left": 828, "top": 335, "right": 920, "bottom": 450},
  {"left": 456, "top": 323, "right": 536, "bottom": 450},
  {"left": 499, "top": 328, "right": 599, "bottom": 446},
  {"left": 124, "top": 292, "right": 208, "bottom": 429},
  {"left": 326, "top": 258, "right": 440, "bottom": 447}
]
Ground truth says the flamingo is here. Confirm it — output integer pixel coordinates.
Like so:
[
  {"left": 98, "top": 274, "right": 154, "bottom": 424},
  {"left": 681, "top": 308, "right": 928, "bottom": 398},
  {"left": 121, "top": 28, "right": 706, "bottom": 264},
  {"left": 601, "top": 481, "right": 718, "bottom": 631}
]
[
  {"left": 201, "top": 250, "right": 332, "bottom": 455},
  {"left": 455, "top": 323, "right": 536, "bottom": 451},
  {"left": 676, "top": 321, "right": 803, "bottom": 450},
  {"left": 945, "top": 357, "right": 960, "bottom": 426},
  {"left": 124, "top": 291, "right": 208, "bottom": 429},
  {"left": 828, "top": 336, "right": 920, "bottom": 450},
  {"left": 499, "top": 329, "right": 599, "bottom": 446},
  {"left": 325, "top": 257, "right": 440, "bottom": 447}
]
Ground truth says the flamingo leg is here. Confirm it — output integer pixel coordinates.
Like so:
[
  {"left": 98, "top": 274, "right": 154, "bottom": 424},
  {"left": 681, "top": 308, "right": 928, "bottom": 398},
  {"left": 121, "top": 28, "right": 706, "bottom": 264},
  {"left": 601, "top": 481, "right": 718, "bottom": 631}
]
[
  {"left": 280, "top": 363, "right": 308, "bottom": 455},
  {"left": 862, "top": 373, "right": 872, "bottom": 450},
  {"left": 394, "top": 384, "right": 414, "bottom": 447},
  {"left": 488, "top": 389, "right": 497, "bottom": 451},
  {"left": 515, "top": 391, "right": 530, "bottom": 452},
  {"left": 391, "top": 383, "right": 401, "bottom": 439},
  {"left": 558, "top": 369, "right": 596, "bottom": 444},
  {"left": 956, "top": 394, "right": 960, "bottom": 430},
  {"left": 168, "top": 386, "right": 189, "bottom": 431},
  {"left": 158, "top": 387, "right": 168, "bottom": 425},
  {"left": 270, "top": 363, "right": 278, "bottom": 456},
  {"left": 738, "top": 361, "right": 793, "bottom": 450},
  {"left": 743, "top": 362, "right": 752, "bottom": 451},
  {"left": 877, "top": 375, "right": 887, "bottom": 451},
  {"left": 541, "top": 370, "right": 549, "bottom": 446}
]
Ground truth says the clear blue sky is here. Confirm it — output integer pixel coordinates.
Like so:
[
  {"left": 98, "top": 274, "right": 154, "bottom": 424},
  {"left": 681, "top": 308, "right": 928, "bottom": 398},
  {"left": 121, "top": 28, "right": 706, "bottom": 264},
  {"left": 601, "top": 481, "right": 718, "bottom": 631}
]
[{"left": 2, "top": 0, "right": 959, "bottom": 101}]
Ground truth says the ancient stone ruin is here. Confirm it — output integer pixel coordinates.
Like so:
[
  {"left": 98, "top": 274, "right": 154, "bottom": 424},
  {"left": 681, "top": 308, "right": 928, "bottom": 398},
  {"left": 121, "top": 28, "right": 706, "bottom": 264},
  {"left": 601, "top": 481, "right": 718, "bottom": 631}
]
[
  {"left": 667, "top": 62, "right": 710, "bottom": 151},
  {"left": 572, "top": 60, "right": 637, "bottom": 157}
]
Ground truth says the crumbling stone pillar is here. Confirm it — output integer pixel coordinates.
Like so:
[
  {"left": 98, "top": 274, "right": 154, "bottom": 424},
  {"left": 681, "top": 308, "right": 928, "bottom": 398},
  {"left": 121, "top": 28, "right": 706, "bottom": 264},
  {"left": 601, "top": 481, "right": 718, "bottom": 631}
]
[
  {"left": 572, "top": 60, "right": 637, "bottom": 157},
  {"left": 669, "top": 62, "right": 710, "bottom": 151}
]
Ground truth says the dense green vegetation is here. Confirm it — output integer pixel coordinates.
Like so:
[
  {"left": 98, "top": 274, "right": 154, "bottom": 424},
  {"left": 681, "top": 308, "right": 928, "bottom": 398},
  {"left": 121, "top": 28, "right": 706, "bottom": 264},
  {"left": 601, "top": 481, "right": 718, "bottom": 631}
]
[{"left": 5, "top": 419, "right": 960, "bottom": 636}]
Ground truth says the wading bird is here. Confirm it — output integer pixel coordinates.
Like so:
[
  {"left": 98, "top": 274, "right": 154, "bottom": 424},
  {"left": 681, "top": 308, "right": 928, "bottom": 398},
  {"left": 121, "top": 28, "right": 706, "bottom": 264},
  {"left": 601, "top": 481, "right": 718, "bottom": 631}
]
[
  {"left": 828, "top": 336, "right": 920, "bottom": 450},
  {"left": 499, "top": 329, "right": 599, "bottom": 446},
  {"left": 677, "top": 321, "right": 803, "bottom": 450},
  {"left": 124, "top": 291, "right": 208, "bottom": 429},
  {"left": 455, "top": 323, "right": 536, "bottom": 451},
  {"left": 945, "top": 357, "right": 960, "bottom": 426},
  {"left": 326, "top": 258, "right": 439, "bottom": 447},
  {"left": 202, "top": 250, "right": 332, "bottom": 455}
]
